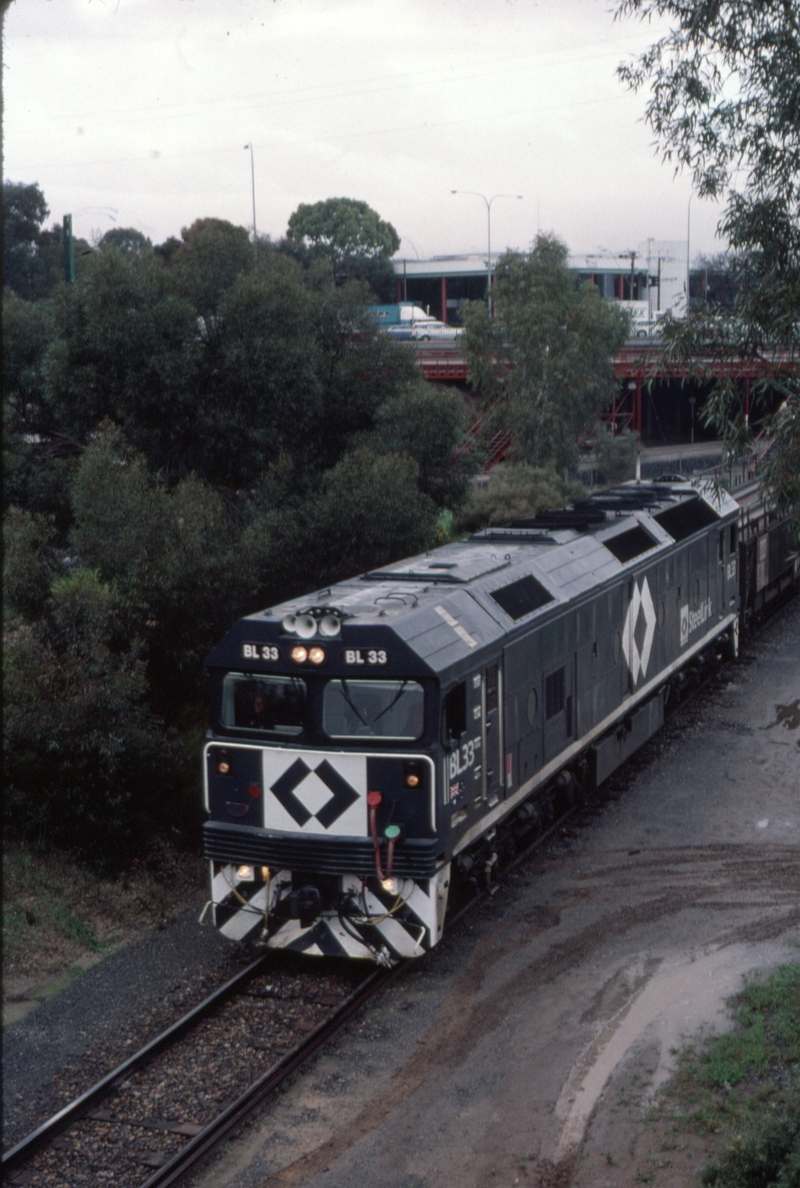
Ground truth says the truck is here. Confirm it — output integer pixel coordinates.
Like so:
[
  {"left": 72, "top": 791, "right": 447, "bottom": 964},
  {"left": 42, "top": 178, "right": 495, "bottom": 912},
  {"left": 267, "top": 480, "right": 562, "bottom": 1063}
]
[{"left": 367, "top": 303, "right": 462, "bottom": 341}]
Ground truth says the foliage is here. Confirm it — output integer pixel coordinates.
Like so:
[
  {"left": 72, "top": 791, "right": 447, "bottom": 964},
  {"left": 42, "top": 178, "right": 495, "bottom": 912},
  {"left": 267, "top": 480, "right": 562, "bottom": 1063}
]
[
  {"left": 700, "top": 1109, "right": 800, "bottom": 1187},
  {"left": 367, "top": 380, "right": 476, "bottom": 508},
  {"left": 593, "top": 425, "right": 641, "bottom": 484},
  {"left": 257, "top": 448, "right": 438, "bottom": 599},
  {"left": 3, "top": 507, "right": 61, "bottom": 620},
  {"left": 1, "top": 182, "right": 475, "bottom": 867},
  {"left": 616, "top": 0, "right": 800, "bottom": 538},
  {"left": 3, "top": 181, "right": 49, "bottom": 299},
  {"left": 287, "top": 197, "right": 401, "bottom": 278},
  {"left": 453, "top": 464, "right": 585, "bottom": 536},
  {"left": 70, "top": 425, "right": 259, "bottom": 711},
  {"left": 3, "top": 569, "right": 179, "bottom": 867},
  {"left": 462, "top": 234, "right": 629, "bottom": 474},
  {"left": 171, "top": 217, "right": 254, "bottom": 316},
  {"left": 99, "top": 227, "right": 153, "bottom": 254}
]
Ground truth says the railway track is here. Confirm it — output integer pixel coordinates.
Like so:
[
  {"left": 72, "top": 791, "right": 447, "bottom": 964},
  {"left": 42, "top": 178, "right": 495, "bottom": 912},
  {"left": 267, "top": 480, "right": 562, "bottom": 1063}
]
[
  {"left": 1, "top": 958, "right": 385, "bottom": 1188},
  {"left": 2, "top": 801, "right": 582, "bottom": 1188}
]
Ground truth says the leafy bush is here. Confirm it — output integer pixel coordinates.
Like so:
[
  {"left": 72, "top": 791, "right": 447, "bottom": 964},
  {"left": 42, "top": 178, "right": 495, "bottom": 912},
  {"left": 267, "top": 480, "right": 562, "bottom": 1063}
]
[
  {"left": 593, "top": 424, "right": 641, "bottom": 484},
  {"left": 452, "top": 464, "right": 584, "bottom": 536},
  {"left": 3, "top": 569, "right": 179, "bottom": 869},
  {"left": 701, "top": 1105, "right": 800, "bottom": 1187}
]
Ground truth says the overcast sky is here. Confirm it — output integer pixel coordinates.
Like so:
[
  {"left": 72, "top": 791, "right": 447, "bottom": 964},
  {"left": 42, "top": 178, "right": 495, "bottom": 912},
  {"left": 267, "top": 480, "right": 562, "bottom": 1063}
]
[{"left": 4, "top": 0, "right": 723, "bottom": 263}]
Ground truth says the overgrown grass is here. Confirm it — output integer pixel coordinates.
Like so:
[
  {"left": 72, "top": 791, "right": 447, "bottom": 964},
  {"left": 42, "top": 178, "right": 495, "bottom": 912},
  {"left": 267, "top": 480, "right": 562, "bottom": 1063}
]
[
  {"left": 2, "top": 845, "right": 103, "bottom": 972},
  {"left": 663, "top": 963, "right": 800, "bottom": 1187}
]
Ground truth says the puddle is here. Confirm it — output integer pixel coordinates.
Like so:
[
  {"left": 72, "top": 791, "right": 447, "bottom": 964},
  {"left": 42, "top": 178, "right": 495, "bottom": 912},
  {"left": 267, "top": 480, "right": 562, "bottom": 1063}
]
[{"left": 552, "top": 940, "right": 797, "bottom": 1161}]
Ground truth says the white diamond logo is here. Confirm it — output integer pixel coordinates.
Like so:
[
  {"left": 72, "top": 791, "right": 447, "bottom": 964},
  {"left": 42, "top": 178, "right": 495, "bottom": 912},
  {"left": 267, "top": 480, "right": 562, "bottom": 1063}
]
[
  {"left": 292, "top": 772, "right": 335, "bottom": 818},
  {"left": 622, "top": 576, "right": 657, "bottom": 684}
]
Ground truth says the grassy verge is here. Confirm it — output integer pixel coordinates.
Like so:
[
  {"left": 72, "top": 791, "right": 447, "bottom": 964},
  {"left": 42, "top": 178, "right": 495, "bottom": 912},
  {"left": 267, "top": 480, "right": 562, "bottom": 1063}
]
[
  {"left": 3, "top": 837, "right": 206, "bottom": 1004},
  {"left": 662, "top": 963, "right": 800, "bottom": 1187}
]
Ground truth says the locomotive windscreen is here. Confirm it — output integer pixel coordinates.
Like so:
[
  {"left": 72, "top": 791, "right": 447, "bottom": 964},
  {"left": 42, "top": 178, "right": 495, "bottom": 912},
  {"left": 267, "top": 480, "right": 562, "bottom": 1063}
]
[
  {"left": 323, "top": 678, "right": 424, "bottom": 740},
  {"left": 221, "top": 673, "right": 306, "bottom": 736}
]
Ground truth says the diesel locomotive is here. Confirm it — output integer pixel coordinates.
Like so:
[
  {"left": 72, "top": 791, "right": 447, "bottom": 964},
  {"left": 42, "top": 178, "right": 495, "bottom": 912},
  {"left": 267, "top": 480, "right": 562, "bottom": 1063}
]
[{"left": 201, "top": 477, "right": 794, "bottom": 963}]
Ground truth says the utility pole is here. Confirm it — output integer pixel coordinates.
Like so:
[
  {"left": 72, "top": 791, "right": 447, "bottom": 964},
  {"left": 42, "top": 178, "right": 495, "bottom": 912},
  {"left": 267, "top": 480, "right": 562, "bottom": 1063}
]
[
  {"left": 244, "top": 143, "right": 257, "bottom": 260},
  {"left": 63, "top": 215, "right": 75, "bottom": 284}
]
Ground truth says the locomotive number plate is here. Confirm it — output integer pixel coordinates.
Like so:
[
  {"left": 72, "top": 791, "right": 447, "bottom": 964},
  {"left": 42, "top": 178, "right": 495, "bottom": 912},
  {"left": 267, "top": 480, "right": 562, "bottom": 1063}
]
[
  {"left": 341, "top": 648, "right": 389, "bottom": 666},
  {"left": 241, "top": 643, "right": 280, "bottom": 661}
]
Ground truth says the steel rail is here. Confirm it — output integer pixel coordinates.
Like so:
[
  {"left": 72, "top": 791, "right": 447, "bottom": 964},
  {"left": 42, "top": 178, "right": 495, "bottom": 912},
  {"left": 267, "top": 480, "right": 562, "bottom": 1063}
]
[
  {"left": 136, "top": 964, "right": 392, "bottom": 1188},
  {"left": 1, "top": 952, "right": 270, "bottom": 1173}
]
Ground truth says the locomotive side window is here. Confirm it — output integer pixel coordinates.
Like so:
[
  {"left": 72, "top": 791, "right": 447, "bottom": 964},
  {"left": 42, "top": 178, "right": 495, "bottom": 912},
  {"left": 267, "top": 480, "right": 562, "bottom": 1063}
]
[
  {"left": 221, "top": 673, "right": 306, "bottom": 736},
  {"left": 323, "top": 679, "right": 424, "bottom": 739},
  {"left": 730, "top": 523, "right": 738, "bottom": 554},
  {"left": 545, "top": 667, "right": 566, "bottom": 720},
  {"left": 443, "top": 681, "right": 467, "bottom": 742}
]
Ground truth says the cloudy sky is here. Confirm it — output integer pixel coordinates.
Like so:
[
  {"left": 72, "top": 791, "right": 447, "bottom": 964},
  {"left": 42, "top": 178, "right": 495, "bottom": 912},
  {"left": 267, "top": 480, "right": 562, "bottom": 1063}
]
[{"left": 4, "top": 0, "right": 723, "bottom": 262}]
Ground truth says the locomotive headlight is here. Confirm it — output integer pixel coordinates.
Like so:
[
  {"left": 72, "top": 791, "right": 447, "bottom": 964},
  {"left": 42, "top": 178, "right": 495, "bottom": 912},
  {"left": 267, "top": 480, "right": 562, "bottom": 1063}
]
[
  {"left": 380, "top": 877, "right": 398, "bottom": 894},
  {"left": 217, "top": 760, "right": 231, "bottom": 774},
  {"left": 290, "top": 645, "right": 308, "bottom": 663},
  {"left": 405, "top": 773, "right": 420, "bottom": 788},
  {"left": 308, "top": 646, "right": 326, "bottom": 665},
  {"left": 236, "top": 865, "right": 254, "bottom": 881}
]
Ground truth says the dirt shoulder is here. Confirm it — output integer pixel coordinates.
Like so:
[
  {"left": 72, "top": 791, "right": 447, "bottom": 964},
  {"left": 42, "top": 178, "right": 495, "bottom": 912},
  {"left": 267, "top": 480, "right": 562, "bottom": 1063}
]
[{"left": 188, "top": 597, "right": 800, "bottom": 1188}]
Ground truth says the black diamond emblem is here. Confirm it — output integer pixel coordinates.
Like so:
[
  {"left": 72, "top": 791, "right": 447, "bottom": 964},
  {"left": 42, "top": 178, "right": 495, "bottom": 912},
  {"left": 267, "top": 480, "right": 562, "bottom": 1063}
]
[
  {"left": 314, "top": 760, "right": 360, "bottom": 828},
  {"left": 270, "top": 758, "right": 360, "bottom": 829},
  {"left": 270, "top": 758, "right": 313, "bottom": 826}
]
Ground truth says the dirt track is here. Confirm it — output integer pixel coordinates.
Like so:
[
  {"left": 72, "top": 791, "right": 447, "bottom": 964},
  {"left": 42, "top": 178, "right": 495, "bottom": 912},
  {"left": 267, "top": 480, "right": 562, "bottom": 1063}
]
[{"left": 191, "top": 595, "right": 800, "bottom": 1188}]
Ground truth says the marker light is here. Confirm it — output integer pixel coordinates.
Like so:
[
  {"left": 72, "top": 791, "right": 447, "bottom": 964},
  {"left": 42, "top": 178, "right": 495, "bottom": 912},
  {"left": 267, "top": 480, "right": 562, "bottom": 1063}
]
[
  {"left": 308, "top": 646, "right": 325, "bottom": 665},
  {"left": 405, "top": 773, "right": 420, "bottom": 788},
  {"left": 247, "top": 783, "right": 262, "bottom": 799},
  {"left": 367, "top": 791, "right": 382, "bottom": 807},
  {"left": 380, "top": 878, "right": 398, "bottom": 894},
  {"left": 384, "top": 824, "right": 401, "bottom": 839},
  {"left": 260, "top": 866, "right": 270, "bottom": 881},
  {"left": 290, "top": 645, "right": 308, "bottom": 663},
  {"left": 236, "top": 865, "right": 254, "bottom": 881},
  {"left": 217, "top": 752, "right": 231, "bottom": 774}
]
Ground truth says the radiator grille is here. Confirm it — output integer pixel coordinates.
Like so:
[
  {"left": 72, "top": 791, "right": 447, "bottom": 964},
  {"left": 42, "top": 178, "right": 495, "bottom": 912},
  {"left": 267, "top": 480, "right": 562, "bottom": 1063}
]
[{"left": 203, "top": 821, "right": 439, "bottom": 878}]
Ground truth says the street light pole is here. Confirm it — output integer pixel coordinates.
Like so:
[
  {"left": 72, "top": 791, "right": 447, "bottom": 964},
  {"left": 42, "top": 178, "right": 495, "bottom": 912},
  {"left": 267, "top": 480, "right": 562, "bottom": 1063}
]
[
  {"left": 451, "top": 190, "right": 523, "bottom": 313},
  {"left": 244, "top": 143, "right": 257, "bottom": 258}
]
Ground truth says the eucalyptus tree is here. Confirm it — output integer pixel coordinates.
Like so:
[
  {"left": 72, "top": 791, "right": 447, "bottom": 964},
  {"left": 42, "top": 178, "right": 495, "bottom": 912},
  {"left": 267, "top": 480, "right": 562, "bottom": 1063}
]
[
  {"left": 462, "top": 233, "right": 629, "bottom": 475},
  {"left": 617, "top": 0, "right": 800, "bottom": 529}
]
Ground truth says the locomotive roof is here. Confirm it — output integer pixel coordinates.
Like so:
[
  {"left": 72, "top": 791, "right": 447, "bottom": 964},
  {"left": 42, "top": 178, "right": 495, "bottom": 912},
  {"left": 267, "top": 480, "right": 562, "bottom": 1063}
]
[{"left": 209, "top": 479, "right": 739, "bottom": 681}]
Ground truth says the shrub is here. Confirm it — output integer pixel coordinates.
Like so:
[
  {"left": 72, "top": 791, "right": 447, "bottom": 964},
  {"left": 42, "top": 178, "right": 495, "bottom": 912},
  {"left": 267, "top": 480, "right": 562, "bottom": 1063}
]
[{"left": 3, "top": 569, "right": 178, "bottom": 870}]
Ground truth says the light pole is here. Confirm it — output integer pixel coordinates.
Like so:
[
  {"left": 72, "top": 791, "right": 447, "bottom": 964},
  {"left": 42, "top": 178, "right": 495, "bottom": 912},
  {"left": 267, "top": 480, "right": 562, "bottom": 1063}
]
[
  {"left": 244, "top": 143, "right": 257, "bottom": 258},
  {"left": 451, "top": 190, "right": 523, "bottom": 313},
  {"left": 686, "top": 192, "right": 693, "bottom": 315}
]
